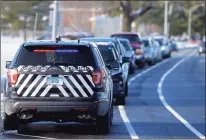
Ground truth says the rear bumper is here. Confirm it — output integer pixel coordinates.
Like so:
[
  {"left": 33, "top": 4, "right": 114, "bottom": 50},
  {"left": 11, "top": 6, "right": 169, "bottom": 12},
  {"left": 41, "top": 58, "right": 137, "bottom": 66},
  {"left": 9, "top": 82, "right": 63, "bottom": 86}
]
[{"left": 4, "top": 92, "right": 110, "bottom": 119}]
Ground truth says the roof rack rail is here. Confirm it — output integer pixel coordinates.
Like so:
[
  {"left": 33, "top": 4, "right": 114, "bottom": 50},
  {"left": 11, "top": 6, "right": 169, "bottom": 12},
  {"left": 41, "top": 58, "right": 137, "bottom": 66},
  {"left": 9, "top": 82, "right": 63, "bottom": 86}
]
[{"left": 56, "top": 36, "right": 61, "bottom": 42}]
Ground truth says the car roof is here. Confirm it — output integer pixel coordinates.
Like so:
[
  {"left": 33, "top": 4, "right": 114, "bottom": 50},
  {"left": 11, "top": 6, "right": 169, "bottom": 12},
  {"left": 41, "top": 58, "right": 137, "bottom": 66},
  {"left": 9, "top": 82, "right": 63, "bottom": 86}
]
[
  {"left": 111, "top": 32, "right": 140, "bottom": 36},
  {"left": 118, "top": 38, "right": 130, "bottom": 42},
  {"left": 80, "top": 37, "right": 118, "bottom": 42},
  {"left": 23, "top": 40, "right": 91, "bottom": 47}
]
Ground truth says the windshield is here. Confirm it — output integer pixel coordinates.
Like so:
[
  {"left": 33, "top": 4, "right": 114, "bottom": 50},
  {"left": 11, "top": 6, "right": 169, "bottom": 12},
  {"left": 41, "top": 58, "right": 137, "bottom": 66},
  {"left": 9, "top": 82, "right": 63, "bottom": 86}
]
[
  {"left": 112, "top": 35, "right": 140, "bottom": 43},
  {"left": 16, "top": 46, "right": 95, "bottom": 66}
]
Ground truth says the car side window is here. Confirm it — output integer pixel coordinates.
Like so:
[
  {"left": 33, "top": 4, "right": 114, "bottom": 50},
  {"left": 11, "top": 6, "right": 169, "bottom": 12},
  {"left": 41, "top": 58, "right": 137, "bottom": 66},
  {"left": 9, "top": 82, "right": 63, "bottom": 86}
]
[{"left": 94, "top": 48, "right": 105, "bottom": 67}]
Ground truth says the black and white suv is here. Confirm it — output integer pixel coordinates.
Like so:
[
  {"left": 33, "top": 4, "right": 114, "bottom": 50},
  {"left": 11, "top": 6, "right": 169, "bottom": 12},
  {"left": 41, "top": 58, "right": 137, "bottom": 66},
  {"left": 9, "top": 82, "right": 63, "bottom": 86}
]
[{"left": 2, "top": 39, "right": 113, "bottom": 133}]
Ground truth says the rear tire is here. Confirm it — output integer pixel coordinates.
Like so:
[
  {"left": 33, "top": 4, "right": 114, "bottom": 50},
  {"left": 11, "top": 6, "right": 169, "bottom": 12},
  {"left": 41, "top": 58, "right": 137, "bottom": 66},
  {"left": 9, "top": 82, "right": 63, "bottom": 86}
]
[
  {"left": 138, "top": 62, "right": 145, "bottom": 69},
  {"left": 129, "top": 63, "right": 135, "bottom": 74},
  {"left": 125, "top": 82, "right": 128, "bottom": 97},
  {"left": 148, "top": 60, "right": 153, "bottom": 66},
  {"left": 96, "top": 106, "right": 112, "bottom": 134},
  {"left": 3, "top": 113, "right": 18, "bottom": 131}
]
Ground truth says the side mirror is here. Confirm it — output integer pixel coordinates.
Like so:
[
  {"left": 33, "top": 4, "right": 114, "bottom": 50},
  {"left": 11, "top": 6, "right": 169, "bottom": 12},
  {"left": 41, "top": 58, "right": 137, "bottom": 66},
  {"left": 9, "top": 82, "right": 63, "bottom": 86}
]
[
  {"left": 106, "top": 63, "right": 112, "bottom": 70},
  {"left": 5, "top": 61, "right": 12, "bottom": 69},
  {"left": 122, "top": 57, "right": 131, "bottom": 63}
]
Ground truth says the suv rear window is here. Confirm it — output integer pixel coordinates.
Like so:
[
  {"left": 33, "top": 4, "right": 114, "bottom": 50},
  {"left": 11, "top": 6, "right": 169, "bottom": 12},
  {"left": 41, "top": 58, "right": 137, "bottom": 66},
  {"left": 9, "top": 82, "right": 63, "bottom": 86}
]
[
  {"left": 16, "top": 46, "right": 95, "bottom": 66},
  {"left": 112, "top": 35, "right": 140, "bottom": 44},
  {"left": 97, "top": 45, "right": 117, "bottom": 63}
]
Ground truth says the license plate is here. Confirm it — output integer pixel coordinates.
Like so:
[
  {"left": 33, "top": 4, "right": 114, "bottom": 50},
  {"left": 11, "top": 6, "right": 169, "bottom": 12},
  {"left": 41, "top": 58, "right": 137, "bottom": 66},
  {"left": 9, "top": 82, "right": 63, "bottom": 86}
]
[{"left": 47, "top": 77, "right": 63, "bottom": 86}]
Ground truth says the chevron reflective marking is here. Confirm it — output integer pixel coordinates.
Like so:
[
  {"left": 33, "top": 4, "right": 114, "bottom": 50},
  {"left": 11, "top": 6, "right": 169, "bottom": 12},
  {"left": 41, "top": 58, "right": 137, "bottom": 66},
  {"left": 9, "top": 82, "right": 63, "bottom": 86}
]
[
  {"left": 22, "top": 75, "right": 42, "bottom": 97},
  {"left": 57, "top": 85, "right": 69, "bottom": 97},
  {"left": 17, "top": 74, "right": 33, "bottom": 95},
  {"left": 77, "top": 75, "right": 94, "bottom": 95},
  {"left": 60, "top": 76, "right": 79, "bottom": 97},
  {"left": 15, "top": 74, "right": 25, "bottom": 86},
  {"left": 31, "top": 76, "right": 50, "bottom": 97},
  {"left": 40, "top": 85, "right": 53, "bottom": 97},
  {"left": 68, "top": 75, "right": 88, "bottom": 97},
  {"left": 86, "top": 75, "right": 95, "bottom": 87}
]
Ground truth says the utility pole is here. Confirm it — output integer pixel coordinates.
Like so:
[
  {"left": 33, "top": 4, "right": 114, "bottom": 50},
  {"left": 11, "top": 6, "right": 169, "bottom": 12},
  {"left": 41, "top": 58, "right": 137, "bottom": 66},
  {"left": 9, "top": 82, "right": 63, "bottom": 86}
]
[
  {"left": 52, "top": 1, "right": 58, "bottom": 40},
  {"left": 164, "top": 1, "right": 168, "bottom": 36},
  {"left": 33, "top": 13, "right": 38, "bottom": 40},
  {"left": 91, "top": 4, "right": 96, "bottom": 33},
  {"left": 188, "top": 3, "right": 204, "bottom": 40}
]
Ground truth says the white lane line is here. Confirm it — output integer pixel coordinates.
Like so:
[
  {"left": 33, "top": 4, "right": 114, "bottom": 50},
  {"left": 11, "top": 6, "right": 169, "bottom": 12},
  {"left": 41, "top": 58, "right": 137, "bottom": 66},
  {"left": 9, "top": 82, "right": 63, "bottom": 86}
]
[
  {"left": 118, "top": 106, "right": 139, "bottom": 139},
  {"left": 118, "top": 57, "right": 172, "bottom": 139},
  {"left": 157, "top": 51, "right": 205, "bottom": 139}
]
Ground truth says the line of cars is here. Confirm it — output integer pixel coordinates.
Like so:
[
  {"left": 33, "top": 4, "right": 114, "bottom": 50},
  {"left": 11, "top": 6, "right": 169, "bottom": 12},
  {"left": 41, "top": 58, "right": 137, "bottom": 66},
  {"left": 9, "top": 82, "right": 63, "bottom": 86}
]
[{"left": 1, "top": 32, "right": 176, "bottom": 134}]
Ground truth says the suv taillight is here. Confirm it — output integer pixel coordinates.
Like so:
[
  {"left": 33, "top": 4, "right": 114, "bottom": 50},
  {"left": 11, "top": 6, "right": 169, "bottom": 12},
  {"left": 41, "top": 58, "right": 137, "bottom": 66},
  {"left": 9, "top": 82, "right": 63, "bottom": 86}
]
[
  {"left": 7, "top": 69, "right": 18, "bottom": 85},
  {"left": 92, "top": 69, "right": 104, "bottom": 85}
]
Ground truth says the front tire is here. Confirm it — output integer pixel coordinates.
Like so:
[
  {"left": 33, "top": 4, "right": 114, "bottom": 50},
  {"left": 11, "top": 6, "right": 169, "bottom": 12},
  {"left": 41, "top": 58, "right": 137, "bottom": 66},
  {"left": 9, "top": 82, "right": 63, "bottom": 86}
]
[{"left": 116, "top": 94, "right": 125, "bottom": 105}]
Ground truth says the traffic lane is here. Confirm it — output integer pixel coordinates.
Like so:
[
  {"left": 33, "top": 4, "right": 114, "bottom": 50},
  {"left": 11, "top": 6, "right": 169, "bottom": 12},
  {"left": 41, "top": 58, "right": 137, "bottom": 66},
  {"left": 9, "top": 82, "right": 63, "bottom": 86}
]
[
  {"left": 162, "top": 53, "right": 205, "bottom": 136},
  {"left": 2, "top": 107, "right": 131, "bottom": 139},
  {"left": 125, "top": 49, "right": 199, "bottom": 138}
]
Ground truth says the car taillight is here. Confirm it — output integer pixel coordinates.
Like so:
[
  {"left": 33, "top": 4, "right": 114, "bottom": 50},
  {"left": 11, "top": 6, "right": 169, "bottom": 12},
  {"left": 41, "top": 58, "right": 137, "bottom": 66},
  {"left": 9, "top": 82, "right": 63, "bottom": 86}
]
[
  {"left": 7, "top": 69, "right": 18, "bottom": 85},
  {"left": 135, "top": 49, "right": 144, "bottom": 55},
  {"left": 92, "top": 69, "right": 104, "bottom": 85}
]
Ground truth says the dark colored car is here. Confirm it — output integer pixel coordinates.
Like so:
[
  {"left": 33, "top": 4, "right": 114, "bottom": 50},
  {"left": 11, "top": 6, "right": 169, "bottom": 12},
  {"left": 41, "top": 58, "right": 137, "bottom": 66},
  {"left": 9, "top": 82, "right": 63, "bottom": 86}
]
[
  {"left": 80, "top": 37, "right": 130, "bottom": 95},
  {"left": 111, "top": 32, "right": 145, "bottom": 68},
  {"left": 2, "top": 39, "right": 113, "bottom": 133},
  {"left": 95, "top": 42, "right": 128, "bottom": 105},
  {"left": 119, "top": 38, "right": 136, "bottom": 74}
]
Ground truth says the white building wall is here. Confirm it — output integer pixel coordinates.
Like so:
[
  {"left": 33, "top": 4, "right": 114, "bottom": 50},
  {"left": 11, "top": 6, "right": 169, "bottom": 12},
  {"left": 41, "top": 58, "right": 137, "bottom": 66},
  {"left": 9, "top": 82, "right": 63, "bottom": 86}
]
[{"left": 93, "top": 15, "right": 121, "bottom": 37}]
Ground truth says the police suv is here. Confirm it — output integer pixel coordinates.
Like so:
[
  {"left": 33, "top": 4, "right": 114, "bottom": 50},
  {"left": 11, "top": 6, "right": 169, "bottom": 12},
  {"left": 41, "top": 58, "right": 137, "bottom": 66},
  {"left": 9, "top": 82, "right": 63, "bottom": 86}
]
[{"left": 2, "top": 39, "right": 113, "bottom": 133}]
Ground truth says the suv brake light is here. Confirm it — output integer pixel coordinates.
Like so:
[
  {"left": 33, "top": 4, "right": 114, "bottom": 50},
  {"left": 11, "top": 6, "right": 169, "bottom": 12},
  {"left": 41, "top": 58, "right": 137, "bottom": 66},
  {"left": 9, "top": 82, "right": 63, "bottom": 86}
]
[
  {"left": 92, "top": 69, "right": 104, "bottom": 85},
  {"left": 7, "top": 69, "right": 18, "bottom": 85}
]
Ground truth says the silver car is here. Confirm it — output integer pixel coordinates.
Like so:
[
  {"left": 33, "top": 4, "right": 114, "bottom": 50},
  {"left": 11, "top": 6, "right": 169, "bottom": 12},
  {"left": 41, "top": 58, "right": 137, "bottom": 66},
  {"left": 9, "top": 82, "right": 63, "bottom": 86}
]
[
  {"left": 142, "top": 37, "right": 162, "bottom": 65},
  {"left": 153, "top": 36, "right": 171, "bottom": 58}
]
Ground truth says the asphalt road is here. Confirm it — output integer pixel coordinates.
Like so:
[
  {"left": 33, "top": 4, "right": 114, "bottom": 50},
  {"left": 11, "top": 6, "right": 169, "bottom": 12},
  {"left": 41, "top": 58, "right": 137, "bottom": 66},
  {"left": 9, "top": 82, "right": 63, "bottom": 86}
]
[{"left": 1, "top": 48, "right": 205, "bottom": 139}]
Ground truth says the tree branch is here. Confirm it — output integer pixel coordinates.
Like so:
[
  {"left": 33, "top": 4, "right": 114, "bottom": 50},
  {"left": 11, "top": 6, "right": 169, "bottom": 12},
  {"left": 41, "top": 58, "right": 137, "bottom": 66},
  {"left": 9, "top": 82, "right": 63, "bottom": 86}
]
[{"left": 130, "top": 3, "right": 153, "bottom": 21}]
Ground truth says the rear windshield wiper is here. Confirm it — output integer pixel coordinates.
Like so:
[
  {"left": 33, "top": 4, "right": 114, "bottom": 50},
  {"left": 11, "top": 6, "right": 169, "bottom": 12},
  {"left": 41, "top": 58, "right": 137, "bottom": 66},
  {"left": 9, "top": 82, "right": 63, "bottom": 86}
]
[{"left": 49, "top": 62, "right": 76, "bottom": 66}]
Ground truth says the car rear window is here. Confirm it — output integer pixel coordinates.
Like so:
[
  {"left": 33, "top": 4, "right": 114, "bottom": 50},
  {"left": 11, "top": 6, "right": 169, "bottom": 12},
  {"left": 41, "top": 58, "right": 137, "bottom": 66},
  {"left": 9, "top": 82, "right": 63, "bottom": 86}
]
[
  {"left": 154, "top": 39, "right": 163, "bottom": 46},
  {"left": 16, "top": 46, "right": 95, "bottom": 66},
  {"left": 97, "top": 45, "right": 117, "bottom": 63},
  {"left": 112, "top": 35, "right": 140, "bottom": 43},
  {"left": 142, "top": 40, "right": 150, "bottom": 47},
  {"left": 120, "top": 40, "right": 131, "bottom": 51}
]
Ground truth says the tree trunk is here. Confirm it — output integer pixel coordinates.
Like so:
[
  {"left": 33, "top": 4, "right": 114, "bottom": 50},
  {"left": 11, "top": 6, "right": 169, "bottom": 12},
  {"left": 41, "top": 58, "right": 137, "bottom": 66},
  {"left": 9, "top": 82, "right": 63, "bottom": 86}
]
[{"left": 122, "top": 13, "right": 132, "bottom": 32}]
